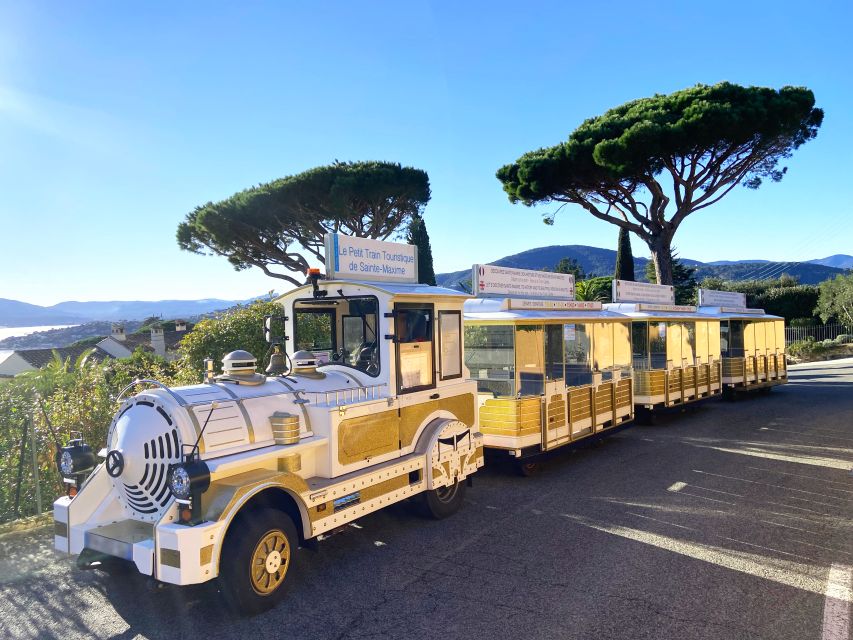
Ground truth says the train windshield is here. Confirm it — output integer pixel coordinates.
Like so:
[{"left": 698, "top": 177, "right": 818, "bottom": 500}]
[{"left": 293, "top": 296, "right": 380, "bottom": 376}]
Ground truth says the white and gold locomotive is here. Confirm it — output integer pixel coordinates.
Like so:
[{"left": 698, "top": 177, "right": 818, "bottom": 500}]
[{"left": 53, "top": 237, "right": 483, "bottom": 613}]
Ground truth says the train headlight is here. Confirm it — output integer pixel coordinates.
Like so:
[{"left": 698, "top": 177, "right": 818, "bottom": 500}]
[
  {"left": 168, "top": 466, "right": 192, "bottom": 499},
  {"left": 56, "top": 439, "right": 96, "bottom": 476},
  {"left": 167, "top": 460, "right": 210, "bottom": 501},
  {"left": 59, "top": 451, "right": 74, "bottom": 475}
]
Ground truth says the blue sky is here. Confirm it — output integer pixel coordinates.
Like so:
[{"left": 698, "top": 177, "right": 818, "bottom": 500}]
[{"left": 0, "top": 1, "right": 851, "bottom": 306}]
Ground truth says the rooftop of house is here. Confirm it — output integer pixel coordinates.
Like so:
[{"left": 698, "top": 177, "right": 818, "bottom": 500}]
[{"left": 16, "top": 345, "right": 111, "bottom": 369}]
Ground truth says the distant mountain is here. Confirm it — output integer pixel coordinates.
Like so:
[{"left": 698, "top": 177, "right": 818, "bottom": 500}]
[
  {"left": 807, "top": 254, "right": 853, "bottom": 269},
  {"left": 0, "top": 297, "right": 260, "bottom": 328},
  {"left": 435, "top": 245, "right": 847, "bottom": 289},
  {"left": 50, "top": 298, "right": 244, "bottom": 322},
  {"left": 0, "top": 298, "right": 88, "bottom": 327}
]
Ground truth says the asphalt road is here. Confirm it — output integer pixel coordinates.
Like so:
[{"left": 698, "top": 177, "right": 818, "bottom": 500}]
[{"left": 2, "top": 358, "right": 852, "bottom": 640}]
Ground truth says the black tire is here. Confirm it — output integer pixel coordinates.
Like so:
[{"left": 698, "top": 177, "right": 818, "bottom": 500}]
[
  {"left": 514, "top": 460, "right": 542, "bottom": 477},
  {"left": 419, "top": 479, "right": 467, "bottom": 519},
  {"left": 634, "top": 407, "right": 656, "bottom": 426},
  {"left": 218, "top": 508, "right": 299, "bottom": 615}
]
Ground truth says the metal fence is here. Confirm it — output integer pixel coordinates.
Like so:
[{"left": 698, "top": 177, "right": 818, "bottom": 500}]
[
  {"left": 785, "top": 323, "right": 852, "bottom": 345},
  {"left": 0, "top": 413, "right": 57, "bottom": 525}
]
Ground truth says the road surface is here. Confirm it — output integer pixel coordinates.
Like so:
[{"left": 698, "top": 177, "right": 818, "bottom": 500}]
[{"left": 1, "top": 358, "right": 851, "bottom": 640}]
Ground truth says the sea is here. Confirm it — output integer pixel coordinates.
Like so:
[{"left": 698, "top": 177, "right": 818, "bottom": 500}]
[{"left": 0, "top": 325, "right": 78, "bottom": 342}]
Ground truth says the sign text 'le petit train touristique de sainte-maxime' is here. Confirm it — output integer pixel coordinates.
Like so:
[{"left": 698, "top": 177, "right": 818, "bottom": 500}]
[{"left": 325, "top": 233, "right": 418, "bottom": 283}]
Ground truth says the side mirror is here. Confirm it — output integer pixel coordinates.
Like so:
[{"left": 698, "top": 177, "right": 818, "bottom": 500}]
[{"left": 263, "top": 315, "right": 289, "bottom": 344}]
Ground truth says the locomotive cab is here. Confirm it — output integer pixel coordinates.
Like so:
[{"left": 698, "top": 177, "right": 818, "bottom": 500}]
[{"left": 52, "top": 235, "right": 483, "bottom": 614}]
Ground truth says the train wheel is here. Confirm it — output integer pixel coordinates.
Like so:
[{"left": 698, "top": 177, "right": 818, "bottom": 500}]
[
  {"left": 515, "top": 460, "right": 542, "bottom": 477},
  {"left": 420, "top": 479, "right": 467, "bottom": 519},
  {"left": 219, "top": 508, "right": 299, "bottom": 614}
]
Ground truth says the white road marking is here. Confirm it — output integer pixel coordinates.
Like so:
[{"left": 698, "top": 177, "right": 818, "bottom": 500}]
[
  {"left": 349, "top": 523, "right": 363, "bottom": 529},
  {"left": 563, "top": 514, "right": 833, "bottom": 598},
  {"left": 822, "top": 564, "right": 852, "bottom": 640},
  {"left": 373, "top": 540, "right": 386, "bottom": 547},
  {"left": 667, "top": 481, "right": 686, "bottom": 492}
]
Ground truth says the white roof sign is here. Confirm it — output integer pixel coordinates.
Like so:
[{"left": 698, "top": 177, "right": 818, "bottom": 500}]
[
  {"left": 502, "top": 299, "right": 602, "bottom": 311},
  {"left": 612, "top": 279, "right": 674, "bottom": 304},
  {"left": 324, "top": 233, "right": 418, "bottom": 283},
  {"left": 473, "top": 264, "right": 575, "bottom": 300},
  {"left": 699, "top": 289, "right": 747, "bottom": 308}
]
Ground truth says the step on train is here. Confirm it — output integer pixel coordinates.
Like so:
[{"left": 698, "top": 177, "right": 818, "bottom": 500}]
[{"left": 52, "top": 235, "right": 787, "bottom": 613}]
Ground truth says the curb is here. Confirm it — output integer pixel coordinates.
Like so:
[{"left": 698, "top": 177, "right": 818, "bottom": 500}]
[{"left": 0, "top": 511, "right": 53, "bottom": 539}]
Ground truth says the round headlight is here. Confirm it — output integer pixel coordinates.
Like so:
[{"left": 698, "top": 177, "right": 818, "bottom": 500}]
[
  {"left": 168, "top": 465, "right": 192, "bottom": 499},
  {"left": 59, "top": 451, "right": 74, "bottom": 475}
]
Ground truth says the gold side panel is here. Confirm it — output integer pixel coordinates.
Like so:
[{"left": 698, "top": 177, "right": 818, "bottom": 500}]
[
  {"left": 480, "top": 397, "right": 541, "bottom": 436},
  {"left": 615, "top": 379, "right": 632, "bottom": 408},
  {"left": 683, "top": 367, "right": 696, "bottom": 389},
  {"left": 668, "top": 369, "right": 683, "bottom": 395},
  {"left": 399, "top": 393, "right": 476, "bottom": 448},
  {"left": 160, "top": 548, "right": 180, "bottom": 568},
  {"left": 569, "top": 387, "right": 592, "bottom": 421},
  {"left": 200, "top": 544, "right": 213, "bottom": 566},
  {"left": 697, "top": 366, "right": 709, "bottom": 387},
  {"left": 547, "top": 394, "right": 566, "bottom": 430},
  {"left": 338, "top": 410, "right": 400, "bottom": 465},
  {"left": 204, "top": 469, "right": 309, "bottom": 522},
  {"left": 633, "top": 370, "right": 666, "bottom": 396},
  {"left": 595, "top": 382, "right": 613, "bottom": 416}
]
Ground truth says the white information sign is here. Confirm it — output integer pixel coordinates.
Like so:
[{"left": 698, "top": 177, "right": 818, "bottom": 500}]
[
  {"left": 502, "top": 299, "right": 601, "bottom": 311},
  {"left": 473, "top": 264, "right": 574, "bottom": 300},
  {"left": 721, "top": 307, "right": 766, "bottom": 315},
  {"left": 325, "top": 234, "right": 418, "bottom": 283},
  {"left": 698, "top": 289, "right": 747, "bottom": 308},
  {"left": 612, "top": 279, "right": 674, "bottom": 304},
  {"left": 636, "top": 303, "right": 697, "bottom": 313}
]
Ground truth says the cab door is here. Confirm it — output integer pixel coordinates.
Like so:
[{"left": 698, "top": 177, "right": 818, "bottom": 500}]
[{"left": 394, "top": 303, "right": 437, "bottom": 449}]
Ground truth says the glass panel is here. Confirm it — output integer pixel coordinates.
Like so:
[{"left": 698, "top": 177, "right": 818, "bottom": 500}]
[
  {"left": 613, "top": 321, "right": 631, "bottom": 377},
  {"left": 632, "top": 322, "right": 650, "bottom": 370},
  {"left": 682, "top": 322, "right": 696, "bottom": 366},
  {"left": 294, "top": 297, "right": 379, "bottom": 375},
  {"left": 545, "top": 325, "right": 564, "bottom": 381},
  {"left": 695, "top": 321, "right": 709, "bottom": 364},
  {"left": 775, "top": 321, "right": 785, "bottom": 354},
  {"left": 706, "top": 321, "right": 721, "bottom": 361},
  {"left": 650, "top": 322, "right": 668, "bottom": 369},
  {"left": 753, "top": 322, "right": 766, "bottom": 354},
  {"left": 593, "top": 322, "right": 614, "bottom": 381},
  {"left": 728, "top": 321, "right": 745, "bottom": 357},
  {"left": 439, "top": 312, "right": 462, "bottom": 379},
  {"left": 667, "top": 322, "right": 682, "bottom": 367},
  {"left": 342, "top": 316, "right": 365, "bottom": 363},
  {"left": 294, "top": 310, "right": 335, "bottom": 352},
  {"left": 744, "top": 321, "right": 756, "bottom": 357},
  {"left": 516, "top": 325, "right": 544, "bottom": 397},
  {"left": 464, "top": 325, "right": 515, "bottom": 397},
  {"left": 396, "top": 306, "right": 434, "bottom": 392},
  {"left": 765, "top": 321, "right": 775, "bottom": 352},
  {"left": 564, "top": 323, "right": 593, "bottom": 387}
]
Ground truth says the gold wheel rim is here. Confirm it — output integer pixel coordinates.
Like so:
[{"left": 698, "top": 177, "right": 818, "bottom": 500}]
[{"left": 250, "top": 529, "right": 290, "bottom": 595}]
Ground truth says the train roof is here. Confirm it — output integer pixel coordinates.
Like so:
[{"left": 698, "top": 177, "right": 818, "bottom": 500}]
[
  {"left": 604, "top": 302, "right": 701, "bottom": 320},
  {"left": 278, "top": 279, "right": 471, "bottom": 302},
  {"left": 464, "top": 297, "right": 628, "bottom": 322},
  {"left": 697, "top": 305, "right": 783, "bottom": 320}
]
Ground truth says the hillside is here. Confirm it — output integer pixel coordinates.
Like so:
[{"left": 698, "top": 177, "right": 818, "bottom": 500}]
[
  {"left": 435, "top": 245, "right": 847, "bottom": 289},
  {"left": 0, "top": 298, "right": 88, "bottom": 327},
  {"left": 808, "top": 254, "right": 853, "bottom": 269}
]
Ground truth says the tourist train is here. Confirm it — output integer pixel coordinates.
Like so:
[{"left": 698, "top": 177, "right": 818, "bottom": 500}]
[{"left": 52, "top": 235, "right": 787, "bottom": 613}]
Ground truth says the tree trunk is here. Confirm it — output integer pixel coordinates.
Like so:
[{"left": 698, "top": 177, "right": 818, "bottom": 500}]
[{"left": 649, "top": 236, "right": 674, "bottom": 286}]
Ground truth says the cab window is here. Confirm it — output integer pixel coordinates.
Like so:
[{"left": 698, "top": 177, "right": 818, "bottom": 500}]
[
  {"left": 396, "top": 304, "right": 434, "bottom": 393},
  {"left": 293, "top": 296, "right": 380, "bottom": 376}
]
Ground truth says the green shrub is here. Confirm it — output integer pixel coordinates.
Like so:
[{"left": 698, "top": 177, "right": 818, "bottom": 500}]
[
  {"left": 834, "top": 334, "right": 852, "bottom": 344},
  {"left": 752, "top": 285, "right": 820, "bottom": 322},
  {"left": 787, "top": 337, "right": 830, "bottom": 358}
]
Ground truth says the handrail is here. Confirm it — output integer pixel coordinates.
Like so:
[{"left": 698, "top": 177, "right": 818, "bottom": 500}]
[{"left": 116, "top": 379, "right": 188, "bottom": 406}]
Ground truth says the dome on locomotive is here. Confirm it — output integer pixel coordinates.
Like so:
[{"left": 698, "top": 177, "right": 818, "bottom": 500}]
[{"left": 222, "top": 350, "right": 257, "bottom": 374}]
